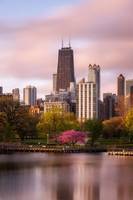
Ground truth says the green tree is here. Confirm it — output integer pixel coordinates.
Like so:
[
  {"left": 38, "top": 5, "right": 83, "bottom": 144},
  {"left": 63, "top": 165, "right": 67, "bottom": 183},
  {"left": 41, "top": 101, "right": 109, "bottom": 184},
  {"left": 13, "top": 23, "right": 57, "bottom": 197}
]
[
  {"left": 0, "top": 112, "right": 19, "bottom": 142},
  {"left": 14, "top": 106, "right": 39, "bottom": 139},
  {"left": 0, "top": 99, "right": 39, "bottom": 141},
  {"left": 124, "top": 109, "right": 133, "bottom": 142},
  {"left": 0, "top": 99, "right": 19, "bottom": 126},
  {"left": 4, "top": 123, "right": 19, "bottom": 142},
  {"left": 37, "top": 108, "right": 80, "bottom": 143},
  {"left": 84, "top": 119, "right": 103, "bottom": 146},
  {"left": 0, "top": 112, "right": 8, "bottom": 141}
]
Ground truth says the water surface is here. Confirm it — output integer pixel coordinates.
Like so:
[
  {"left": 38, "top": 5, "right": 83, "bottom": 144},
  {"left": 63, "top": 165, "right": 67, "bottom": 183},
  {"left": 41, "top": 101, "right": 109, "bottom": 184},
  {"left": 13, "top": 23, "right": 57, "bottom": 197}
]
[{"left": 0, "top": 153, "right": 132, "bottom": 200}]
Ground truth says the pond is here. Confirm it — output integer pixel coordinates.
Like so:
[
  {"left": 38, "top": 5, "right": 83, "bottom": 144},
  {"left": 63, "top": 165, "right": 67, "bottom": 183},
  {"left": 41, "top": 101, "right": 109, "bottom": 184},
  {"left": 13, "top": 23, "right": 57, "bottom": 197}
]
[{"left": 0, "top": 153, "right": 132, "bottom": 200}]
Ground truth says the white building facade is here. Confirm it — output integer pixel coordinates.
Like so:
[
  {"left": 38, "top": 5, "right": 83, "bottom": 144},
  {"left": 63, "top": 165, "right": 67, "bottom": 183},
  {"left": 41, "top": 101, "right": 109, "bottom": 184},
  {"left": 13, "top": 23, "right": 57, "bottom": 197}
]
[
  {"left": 76, "top": 79, "right": 98, "bottom": 121},
  {"left": 88, "top": 64, "right": 100, "bottom": 99}
]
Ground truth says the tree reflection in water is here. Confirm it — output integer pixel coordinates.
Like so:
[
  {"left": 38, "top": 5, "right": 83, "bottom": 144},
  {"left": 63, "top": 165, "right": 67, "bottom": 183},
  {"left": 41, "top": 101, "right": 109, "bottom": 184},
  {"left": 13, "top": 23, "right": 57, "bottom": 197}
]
[{"left": 0, "top": 153, "right": 132, "bottom": 200}]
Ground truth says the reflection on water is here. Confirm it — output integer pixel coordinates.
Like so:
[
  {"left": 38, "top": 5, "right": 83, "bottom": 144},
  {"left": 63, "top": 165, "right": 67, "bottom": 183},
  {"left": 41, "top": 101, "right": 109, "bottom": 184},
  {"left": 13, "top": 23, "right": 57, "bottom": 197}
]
[{"left": 0, "top": 153, "right": 132, "bottom": 200}]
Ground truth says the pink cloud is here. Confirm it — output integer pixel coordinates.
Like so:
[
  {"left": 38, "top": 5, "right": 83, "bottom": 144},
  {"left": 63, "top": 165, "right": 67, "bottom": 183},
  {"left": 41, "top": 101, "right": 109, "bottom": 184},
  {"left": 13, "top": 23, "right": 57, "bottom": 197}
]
[{"left": 0, "top": 0, "right": 133, "bottom": 95}]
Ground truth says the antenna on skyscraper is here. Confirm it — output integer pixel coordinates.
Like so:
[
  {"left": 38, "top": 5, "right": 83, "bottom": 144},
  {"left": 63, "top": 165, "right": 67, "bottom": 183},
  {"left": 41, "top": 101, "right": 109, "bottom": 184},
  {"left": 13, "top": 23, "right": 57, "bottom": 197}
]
[
  {"left": 69, "top": 36, "right": 71, "bottom": 48},
  {"left": 61, "top": 39, "right": 64, "bottom": 48}
]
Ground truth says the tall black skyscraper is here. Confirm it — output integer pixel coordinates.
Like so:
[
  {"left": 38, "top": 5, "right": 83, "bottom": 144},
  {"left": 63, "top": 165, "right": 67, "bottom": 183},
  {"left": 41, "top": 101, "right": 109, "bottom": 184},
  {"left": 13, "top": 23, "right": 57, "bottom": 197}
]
[
  {"left": 117, "top": 74, "right": 125, "bottom": 96},
  {"left": 103, "top": 93, "right": 115, "bottom": 120},
  {"left": 56, "top": 45, "right": 75, "bottom": 92},
  {"left": 117, "top": 74, "right": 125, "bottom": 116}
]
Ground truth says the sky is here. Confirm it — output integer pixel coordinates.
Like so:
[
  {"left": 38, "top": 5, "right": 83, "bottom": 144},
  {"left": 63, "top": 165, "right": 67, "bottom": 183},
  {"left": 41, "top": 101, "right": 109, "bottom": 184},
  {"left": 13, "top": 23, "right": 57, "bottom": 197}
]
[{"left": 0, "top": 0, "right": 133, "bottom": 99}]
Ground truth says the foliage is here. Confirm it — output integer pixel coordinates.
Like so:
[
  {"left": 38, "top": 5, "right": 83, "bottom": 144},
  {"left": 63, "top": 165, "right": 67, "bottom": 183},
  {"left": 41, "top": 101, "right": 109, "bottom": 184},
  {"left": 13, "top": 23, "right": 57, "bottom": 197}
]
[
  {"left": 103, "top": 117, "right": 125, "bottom": 139},
  {"left": 124, "top": 109, "right": 133, "bottom": 142},
  {"left": 0, "top": 112, "right": 8, "bottom": 141},
  {"left": 37, "top": 108, "right": 80, "bottom": 139},
  {"left": 14, "top": 106, "right": 39, "bottom": 139},
  {"left": 58, "top": 130, "right": 87, "bottom": 145},
  {"left": 83, "top": 119, "right": 103, "bottom": 146},
  {"left": 0, "top": 100, "right": 39, "bottom": 141}
]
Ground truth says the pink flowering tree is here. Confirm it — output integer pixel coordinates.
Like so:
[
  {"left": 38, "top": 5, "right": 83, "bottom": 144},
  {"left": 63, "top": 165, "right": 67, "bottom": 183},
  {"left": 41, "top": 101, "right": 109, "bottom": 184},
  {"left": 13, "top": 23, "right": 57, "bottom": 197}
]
[{"left": 58, "top": 130, "right": 87, "bottom": 145}]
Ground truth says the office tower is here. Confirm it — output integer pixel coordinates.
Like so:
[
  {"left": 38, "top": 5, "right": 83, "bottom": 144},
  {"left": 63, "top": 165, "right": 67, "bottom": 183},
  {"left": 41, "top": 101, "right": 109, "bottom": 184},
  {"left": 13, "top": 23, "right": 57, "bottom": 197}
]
[
  {"left": 117, "top": 74, "right": 125, "bottom": 116},
  {"left": 103, "top": 93, "right": 115, "bottom": 120},
  {"left": 98, "top": 100, "right": 104, "bottom": 120},
  {"left": 125, "top": 80, "right": 133, "bottom": 110},
  {"left": 88, "top": 64, "right": 100, "bottom": 99},
  {"left": 44, "top": 101, "right": 70, "bottom": 114},
  {"left": 12, "top": 88, "right": 20, "bottom": 102},
  {"left": 76, "top": 79, "right": 98, "bottom": 121},
  {"left": 117, "top": 74, "right": 125, "bottom": 96},
  {"left": 0, "top": 87, "right": 3, "bottom": 95},
  {"left": 53, "top": 74, "right": 57, "bottom": 93},
  {"left": 130, "top": 86, "right": 133, "bottom": 108},
  {"left": 69, "top": 82, "right": 76, "bottom": 100},
  {"left": 126, "top": 79, "right": 133, "bottom": 96},
  {"left": 23, "top": 86, "right": 37, "bottom": 106},
  {"left": 56, "top": 45, "right": 75, "bottom": 92}
]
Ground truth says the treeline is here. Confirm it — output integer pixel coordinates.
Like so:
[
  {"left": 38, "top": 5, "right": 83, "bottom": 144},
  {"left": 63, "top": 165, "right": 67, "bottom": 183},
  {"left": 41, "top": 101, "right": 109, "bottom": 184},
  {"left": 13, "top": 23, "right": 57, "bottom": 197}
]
[
  {"left": 0, "top": 100, "right": 39, "bottom": 141},
  {"left": 0, "top": 99, "right": 133, "bottom": 145}
]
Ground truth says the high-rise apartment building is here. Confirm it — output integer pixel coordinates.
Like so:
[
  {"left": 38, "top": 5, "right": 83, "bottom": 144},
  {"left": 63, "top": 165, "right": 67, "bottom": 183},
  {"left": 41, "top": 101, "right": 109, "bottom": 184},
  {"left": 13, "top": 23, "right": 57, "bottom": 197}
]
[
  {"left": 23, "top": 86, "right": 37, "bottom": 106},
  {"left": 12, "top": 88, "right": 20, "bottom": 102},
  {"left": 117, "top": 74, "right": 125, "bottom": 116},
  {"left": 88, "top": 64, "right": 100, "bottom": 99},
  {"left": 56, "top": 46, "right": 75, "bottom": 92},
  {"left": 76, "top": 79, "right": 98, "bottom": 121}
]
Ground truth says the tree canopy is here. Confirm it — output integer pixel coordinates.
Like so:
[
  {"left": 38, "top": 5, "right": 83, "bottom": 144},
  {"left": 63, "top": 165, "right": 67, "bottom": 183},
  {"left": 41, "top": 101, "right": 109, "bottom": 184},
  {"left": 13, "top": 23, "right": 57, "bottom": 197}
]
[
  {"left": 0, "top": 100, "right": 39, "bottom": 141},
  {"left": 124, "top": 109, "right": 133, "bottom": 142},
  {"left": 58, "top": 130, "right": 87, "bottom": 145},
  {"left": 37, "top": 107, "right": 80, "bottom": 139},
  {"left": 84, "top": 119, "right": 103, "bottom": 146}
]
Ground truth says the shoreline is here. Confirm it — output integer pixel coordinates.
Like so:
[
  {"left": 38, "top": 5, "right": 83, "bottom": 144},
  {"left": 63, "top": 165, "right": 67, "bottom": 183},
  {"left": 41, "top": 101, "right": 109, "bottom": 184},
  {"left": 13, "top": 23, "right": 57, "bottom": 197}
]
[{"left": 0, "top": 144, "right": 106, "bottom": 154}]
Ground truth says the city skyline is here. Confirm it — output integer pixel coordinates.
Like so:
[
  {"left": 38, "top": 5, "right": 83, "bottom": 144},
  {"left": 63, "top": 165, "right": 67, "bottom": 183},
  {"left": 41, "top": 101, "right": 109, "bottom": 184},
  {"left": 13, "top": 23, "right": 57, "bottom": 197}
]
[
  {"left": 0, "top": 60, "right": 133, "bottom": 101},
  {"left": 0, "top": 0, "right": 133, "bottom": 97}
]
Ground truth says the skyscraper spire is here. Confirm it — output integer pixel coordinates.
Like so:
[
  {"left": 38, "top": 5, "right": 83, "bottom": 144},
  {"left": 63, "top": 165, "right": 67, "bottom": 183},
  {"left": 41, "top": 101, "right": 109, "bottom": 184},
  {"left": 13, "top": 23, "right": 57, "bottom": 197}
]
[
  {"left": 62, "top": 39, "right": 64, "bottom": 48},
  {"left": 69, "top": 37, "right": 71, "bottom": 48}
]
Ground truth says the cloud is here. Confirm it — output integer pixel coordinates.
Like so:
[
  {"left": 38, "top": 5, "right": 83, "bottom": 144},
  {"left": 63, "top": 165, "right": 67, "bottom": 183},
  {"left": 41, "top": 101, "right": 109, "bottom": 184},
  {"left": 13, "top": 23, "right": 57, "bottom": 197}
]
[{"left": 0, "top": 0, "right": 133, "bottom": 95}]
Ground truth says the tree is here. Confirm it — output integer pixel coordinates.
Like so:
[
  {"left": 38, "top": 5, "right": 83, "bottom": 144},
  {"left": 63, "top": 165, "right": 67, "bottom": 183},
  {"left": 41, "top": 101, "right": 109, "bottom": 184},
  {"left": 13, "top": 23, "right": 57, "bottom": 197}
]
[
  {"left": 103, "top": 117, "right": 124, "bottom": 139},
  {"left": 83, "top": 119, "right": 103, "bottom": 146},
  {"left": 124, "top": 109, "right": 133, "bottom": 142},
  {"left": 14, "top": 106, "right": 39, "bottom": 139},
  {"left": 0, "top": 99, "right": 19, "bottom": 126},
  {"left": 37, "top": 108, "right": 80, "bottom": 142},
  {"left": 0, "top": 112, "right": 19, "bottom": 142},
  {"left": 0, "top": 99, "right": 39, "bottom": 141},
  {"left": 58, "top": 130, "right": 87, "bottom": 145},
  {"left": 0, "top": 112, "right": 8, "bottom": 141}
]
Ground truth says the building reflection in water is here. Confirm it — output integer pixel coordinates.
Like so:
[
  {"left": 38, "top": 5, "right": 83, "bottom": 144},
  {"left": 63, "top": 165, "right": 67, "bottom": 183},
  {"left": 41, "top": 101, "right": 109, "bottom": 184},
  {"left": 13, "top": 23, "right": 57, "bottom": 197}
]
[
  {"left": 0, "top": 153, "right": 132, "bottom": 200},
  {"left": 72, "top": 155, "right": 100, "bottom": 200}
]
